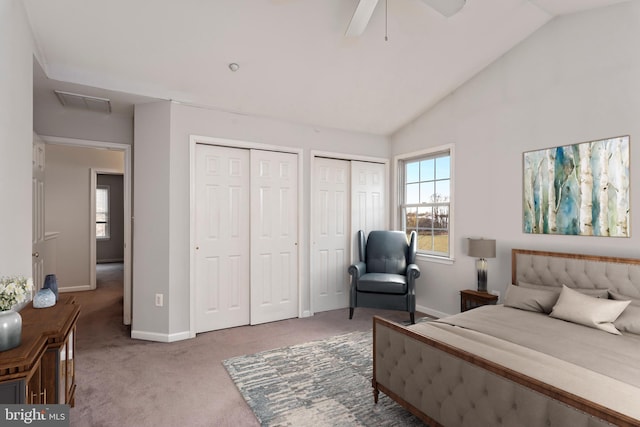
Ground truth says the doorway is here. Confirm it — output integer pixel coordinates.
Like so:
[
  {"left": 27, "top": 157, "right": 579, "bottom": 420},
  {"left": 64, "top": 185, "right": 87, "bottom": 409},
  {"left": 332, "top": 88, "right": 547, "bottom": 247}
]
[{"left": 41, "top": 136, "right": 133, "bottom": 326}]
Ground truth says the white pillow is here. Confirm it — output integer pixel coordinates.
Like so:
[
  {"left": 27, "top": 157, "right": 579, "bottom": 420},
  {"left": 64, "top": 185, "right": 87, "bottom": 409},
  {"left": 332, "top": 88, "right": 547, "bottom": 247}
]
[
  {"left": 504, "top": 284, "right": 559, "bottom": 314},
  {"left": 614, "top": 305, "right": 640, "bottom": 335},
  {"left": 607, "top": 292, "right": 640, "bottom": 335},
  {"left": 550, "top": 285, "right": 630, "bottom": 335}
]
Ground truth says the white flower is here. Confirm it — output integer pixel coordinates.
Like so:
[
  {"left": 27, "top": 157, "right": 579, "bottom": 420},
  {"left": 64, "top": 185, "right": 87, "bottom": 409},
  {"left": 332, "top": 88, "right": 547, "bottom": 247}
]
[{"left": 0, "top": 276, "right": 33, "bottom": 311}]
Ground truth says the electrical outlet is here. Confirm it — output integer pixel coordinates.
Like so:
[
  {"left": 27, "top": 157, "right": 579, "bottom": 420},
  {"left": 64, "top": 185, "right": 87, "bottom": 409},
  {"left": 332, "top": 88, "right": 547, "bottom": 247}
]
[
  {"left": 489, "top": 290, "right": 500, "bottom": 300},
  {"left": 155, "top": 293, "right": 164, "bottom": 307}
]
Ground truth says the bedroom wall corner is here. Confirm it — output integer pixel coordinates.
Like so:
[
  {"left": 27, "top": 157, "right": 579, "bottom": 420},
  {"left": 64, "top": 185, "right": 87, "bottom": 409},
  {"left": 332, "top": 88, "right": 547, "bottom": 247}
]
[{"left": 390, "top": 1, "right": 640, "bottom": 316}]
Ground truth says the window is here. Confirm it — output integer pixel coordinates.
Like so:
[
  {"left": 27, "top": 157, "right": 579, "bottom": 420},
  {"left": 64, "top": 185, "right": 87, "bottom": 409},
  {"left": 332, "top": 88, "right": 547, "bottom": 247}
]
[
  {"left": 96, "top": 185, "right": 110, "bottom": 239},
  {"left": 399, "top": 147, "right": 452, "bottom": 259}
]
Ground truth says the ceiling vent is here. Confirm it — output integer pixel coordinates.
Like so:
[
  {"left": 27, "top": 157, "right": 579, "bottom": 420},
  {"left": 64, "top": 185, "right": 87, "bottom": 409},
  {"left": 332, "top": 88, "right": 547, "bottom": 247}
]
[{"left": 54, "top": 90, "right": 112, "bottom": 113}]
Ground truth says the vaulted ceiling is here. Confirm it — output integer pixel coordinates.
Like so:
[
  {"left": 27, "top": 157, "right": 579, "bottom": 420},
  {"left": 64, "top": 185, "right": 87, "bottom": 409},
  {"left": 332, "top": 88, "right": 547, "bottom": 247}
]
[{"left": 24, "top": 0, "right": 628, "bottom": 135}]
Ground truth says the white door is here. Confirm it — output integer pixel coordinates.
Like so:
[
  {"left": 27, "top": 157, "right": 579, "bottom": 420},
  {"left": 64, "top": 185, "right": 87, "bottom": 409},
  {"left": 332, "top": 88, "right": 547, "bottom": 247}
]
[
  {"left": 250, "top": 150, "right": 299, "bottom": 325},
  {"left": 32, "top": 135, "right": 45, "bottom": 292},
  {"left": 312, "top": 158, "right": 350, "bottom": 313},
  {"left": 351, "top": 161, "right": 386, "bottom": 261},
  {"left": 195, "top": 145, "right": 250, "bottom": 333}
]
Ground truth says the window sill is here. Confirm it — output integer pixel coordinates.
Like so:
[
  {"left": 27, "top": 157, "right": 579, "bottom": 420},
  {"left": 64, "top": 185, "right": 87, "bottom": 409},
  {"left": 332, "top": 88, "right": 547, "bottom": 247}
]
[{"left": 416, "top": 253, "right": 455, "bottom": 265}]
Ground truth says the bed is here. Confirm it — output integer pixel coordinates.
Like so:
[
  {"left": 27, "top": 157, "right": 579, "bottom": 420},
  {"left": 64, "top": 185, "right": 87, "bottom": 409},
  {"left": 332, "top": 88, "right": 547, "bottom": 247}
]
[{"left": 372, "top": 249, "right": 640, "bottom": 427}]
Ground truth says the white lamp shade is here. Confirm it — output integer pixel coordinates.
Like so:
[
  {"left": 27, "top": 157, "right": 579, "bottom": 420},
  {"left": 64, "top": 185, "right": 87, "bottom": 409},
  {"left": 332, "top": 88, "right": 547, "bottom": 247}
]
[{"left": 468, "top": 238, "right": 496, "bottom": 258}]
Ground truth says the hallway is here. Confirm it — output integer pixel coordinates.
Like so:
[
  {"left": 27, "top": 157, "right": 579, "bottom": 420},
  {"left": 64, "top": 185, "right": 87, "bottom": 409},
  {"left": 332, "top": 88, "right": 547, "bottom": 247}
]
[{"left": 68, "top": 263, "right": 128, "bottom": 351}]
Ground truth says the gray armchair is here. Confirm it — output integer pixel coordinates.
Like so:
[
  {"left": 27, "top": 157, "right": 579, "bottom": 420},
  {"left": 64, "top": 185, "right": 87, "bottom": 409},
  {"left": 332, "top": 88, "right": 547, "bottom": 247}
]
[{"left": 348, "top": 230, "right": 420, "bottom": 324}]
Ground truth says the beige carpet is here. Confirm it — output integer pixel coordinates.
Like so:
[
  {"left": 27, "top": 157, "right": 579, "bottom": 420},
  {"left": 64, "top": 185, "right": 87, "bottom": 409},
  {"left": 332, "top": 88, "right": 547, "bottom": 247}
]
[{"left": 68, "top": 264, "right": 419, "bottom": 427}]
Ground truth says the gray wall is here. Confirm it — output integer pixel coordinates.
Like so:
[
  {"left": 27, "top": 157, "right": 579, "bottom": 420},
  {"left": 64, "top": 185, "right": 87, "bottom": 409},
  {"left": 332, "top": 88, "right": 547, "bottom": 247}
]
[
  {"left": 97, "top": 174, "right": 124, "bottom": 263},
  {"left": 33, "top": 64, "right": 133, "bottom": 145}
]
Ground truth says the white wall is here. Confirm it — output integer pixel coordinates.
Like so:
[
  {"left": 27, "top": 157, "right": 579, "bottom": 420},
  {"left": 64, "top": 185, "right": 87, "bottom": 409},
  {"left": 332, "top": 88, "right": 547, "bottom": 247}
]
[
  {"left": 132, "top": 100, "right": 389, "bottom": 340},
  {"left": 45, "top": 144, "right": 124, "bottom": 290},
  {"left": 391, "top": 2, "right": 640, "bottom": 316},
  {"left": 0, "top": 1, "right": 34, "bottom": 277}
]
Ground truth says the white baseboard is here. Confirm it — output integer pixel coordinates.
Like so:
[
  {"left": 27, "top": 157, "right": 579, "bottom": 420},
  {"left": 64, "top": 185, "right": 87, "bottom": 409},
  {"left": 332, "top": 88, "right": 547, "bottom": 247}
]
[
  {"left": 59, "top": 285, "right": 92, "bottom": 293},
  {"left": 131, "top": 330, "right": 192, "bottom": 343},
  {"left": 301, "top": 310, "right": 312, "bottom": 318},
  {"left": 416, "top": 304, "right": 450, "bottom": 320}
]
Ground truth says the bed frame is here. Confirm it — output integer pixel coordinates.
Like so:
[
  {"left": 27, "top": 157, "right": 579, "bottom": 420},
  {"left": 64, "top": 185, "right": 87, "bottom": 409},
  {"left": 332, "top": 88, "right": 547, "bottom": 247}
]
[{"left": 372, "top": 249, "right": 640, "bottom": 427}]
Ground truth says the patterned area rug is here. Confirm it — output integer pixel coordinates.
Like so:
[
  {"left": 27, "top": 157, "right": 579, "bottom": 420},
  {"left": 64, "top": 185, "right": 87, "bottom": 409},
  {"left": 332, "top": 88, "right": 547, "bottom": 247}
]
[{"left": 223, "top": 330, "right": 423, "bottom": 426}]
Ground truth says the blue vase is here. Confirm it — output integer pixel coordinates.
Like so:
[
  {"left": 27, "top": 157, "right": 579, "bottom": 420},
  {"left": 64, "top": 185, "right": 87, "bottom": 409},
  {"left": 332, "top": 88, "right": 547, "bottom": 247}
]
[
  {"left": 0, "top": 310, "right": 22, "bottom": 351},
  {"left": 43, "top": 274, "right": 58, "bottom": 301},
  {"left": 33, "top": 288, "right": 56, "bottom": 308}
]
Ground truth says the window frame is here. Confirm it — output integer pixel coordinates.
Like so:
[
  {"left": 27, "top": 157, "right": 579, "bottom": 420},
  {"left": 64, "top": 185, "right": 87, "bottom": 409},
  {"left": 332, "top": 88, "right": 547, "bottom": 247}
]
[
  {"left": 96, "top": 185, "right": 110, "bottom": 240},
  {"left": 394, "top": 144, "right": 455, "bottom": 263}
]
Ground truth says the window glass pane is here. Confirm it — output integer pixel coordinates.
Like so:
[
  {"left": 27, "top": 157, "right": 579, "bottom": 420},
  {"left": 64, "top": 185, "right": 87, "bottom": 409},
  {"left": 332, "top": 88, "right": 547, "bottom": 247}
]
[
  {"left": 406, "top": 183, "right": 420, "bottom": 204},
  {"left": 96, "top": 223, "right": 106, "bottom": 238},
  {"left": 435, "top": 180, "right": 450, "bottom": 202},
  {"left": 417, "top": 206, "right": 431, "bottom": 231},
  {"left": 405, "top": 207, "right": 417, "bottom": 230},
  {"left": 420, "top": 159, "right": 434, "bottom": 181},
  {"left": 434, "top": 206, "right": 449, "bottom": 231},
  {"left": 417, "top": 230, "right": 434, "bottom": 252},
  {"left": 96, "top": 188, "right": 108, "bottom": 215},
  {"left": 406, "top": 162, "right": 419, "bottom": 183},
  {"left": 420, "top": 182, "right": 435, "bottom": 203},
  {"left": 435, "top": 156, "right": 450, "bottom": 180},
  {"left": 433, "top": 230, "right": 449, "bottom": 254},
  {"left": 96, "top": 186, "right": 110, "bottom": 239}
]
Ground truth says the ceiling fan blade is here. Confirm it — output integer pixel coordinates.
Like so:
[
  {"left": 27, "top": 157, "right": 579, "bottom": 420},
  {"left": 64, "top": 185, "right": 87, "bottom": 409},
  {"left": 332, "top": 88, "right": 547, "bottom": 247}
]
[
  {"left": 420, "top": 0, "right": 466, "bottom": 17},
  {"left": 345, "top": 0, "right": 380, "bottom": 37}
]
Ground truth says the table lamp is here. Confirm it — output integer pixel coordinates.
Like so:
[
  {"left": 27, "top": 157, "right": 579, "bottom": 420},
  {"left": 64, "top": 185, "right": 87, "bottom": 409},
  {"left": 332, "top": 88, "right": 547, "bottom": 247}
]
[{"left": 468, "top": 238, "right": 496, "bottom": 292}]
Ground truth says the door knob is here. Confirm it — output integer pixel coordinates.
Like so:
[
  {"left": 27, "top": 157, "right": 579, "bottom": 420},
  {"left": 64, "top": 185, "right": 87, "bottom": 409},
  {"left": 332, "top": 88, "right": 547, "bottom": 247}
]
[{"left": 32, "top": 252, "right": 39, "bottom": 258}]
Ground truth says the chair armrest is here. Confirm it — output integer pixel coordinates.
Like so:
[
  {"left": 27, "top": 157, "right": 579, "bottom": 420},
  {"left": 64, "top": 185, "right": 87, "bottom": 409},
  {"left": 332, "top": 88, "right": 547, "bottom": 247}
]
[
  {"left": 348, "top": 262, "right": 366, "bottom": 278},
  {"left": 407, "top": 264, "right": 420, "bottom": 293},
  {"left": 407, "top": 263, "right": 420, "bottom": 280}
]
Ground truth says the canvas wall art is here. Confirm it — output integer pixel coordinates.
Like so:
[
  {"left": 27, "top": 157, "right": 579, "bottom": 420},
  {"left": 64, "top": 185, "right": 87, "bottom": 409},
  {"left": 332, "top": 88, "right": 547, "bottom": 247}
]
[{"left": 523, "top": 136, "right": 630, "bottom": 237}]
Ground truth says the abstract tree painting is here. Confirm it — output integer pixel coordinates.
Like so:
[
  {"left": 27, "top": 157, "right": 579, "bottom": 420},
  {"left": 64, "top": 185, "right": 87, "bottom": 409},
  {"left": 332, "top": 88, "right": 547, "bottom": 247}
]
[{"left": 523, "top": 136, "right": 629, "bottom": 237}]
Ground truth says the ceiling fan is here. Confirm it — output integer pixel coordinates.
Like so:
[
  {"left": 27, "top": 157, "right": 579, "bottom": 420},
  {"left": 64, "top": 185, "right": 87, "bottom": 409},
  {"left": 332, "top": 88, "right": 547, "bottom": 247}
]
[{"left": 345, "top": 0, "right": 467, "bottom": 37}]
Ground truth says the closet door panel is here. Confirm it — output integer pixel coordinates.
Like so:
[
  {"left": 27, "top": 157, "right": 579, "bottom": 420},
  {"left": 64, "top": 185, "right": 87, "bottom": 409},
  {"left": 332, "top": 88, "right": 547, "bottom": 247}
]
[
  {"left": 312, "top": 158, "right": 350, "bottom": 313},
  {"left": 195, "top": 144, "right": 250, "bottom": 333},
  {"left": 350, "top": 160, "right": 387, "bottom": 262},
  {"left": 250, "top": 150, "right": 299, "bottom": 324}
]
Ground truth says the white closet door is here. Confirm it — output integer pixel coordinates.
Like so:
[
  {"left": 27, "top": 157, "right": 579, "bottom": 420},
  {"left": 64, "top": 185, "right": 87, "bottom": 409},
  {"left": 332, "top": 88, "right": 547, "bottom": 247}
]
[
  {"left": 312, "top": 158, "right": 350, "bottom": 313},
  {"left": 351, "top": 161, "right": 386, "bottom": 261},
  {"left": 250, "top": 150, "right": 299, "bottom": 325},
  {"left": 195, "top": 144, "right": 250, "bottom": 333}
]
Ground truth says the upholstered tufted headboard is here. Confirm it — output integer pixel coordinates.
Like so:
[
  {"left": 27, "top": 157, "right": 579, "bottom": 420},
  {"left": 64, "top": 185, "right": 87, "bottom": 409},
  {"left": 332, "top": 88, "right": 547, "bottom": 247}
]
[{"left": 512, "top": 249, "right": 640, "bottom": 299}]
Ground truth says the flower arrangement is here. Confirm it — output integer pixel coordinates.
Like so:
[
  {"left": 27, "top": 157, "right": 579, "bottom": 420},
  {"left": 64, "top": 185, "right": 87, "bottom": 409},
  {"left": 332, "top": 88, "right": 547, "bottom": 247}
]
[{"left": 0, "top": 276, "right": 33, "bottom": 311}]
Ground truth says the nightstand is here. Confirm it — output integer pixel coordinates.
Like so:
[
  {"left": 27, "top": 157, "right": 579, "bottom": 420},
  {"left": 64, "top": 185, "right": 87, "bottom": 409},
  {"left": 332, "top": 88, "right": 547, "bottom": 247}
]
[{"left": 460, "top": 289, "right": 498, "bottom": 312}]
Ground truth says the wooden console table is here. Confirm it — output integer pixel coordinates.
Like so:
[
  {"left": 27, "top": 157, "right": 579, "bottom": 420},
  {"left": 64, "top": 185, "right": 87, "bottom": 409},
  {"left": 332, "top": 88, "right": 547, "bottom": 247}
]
[{"left": 0, "top": 296, "right": 79, "bottom": 405}]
